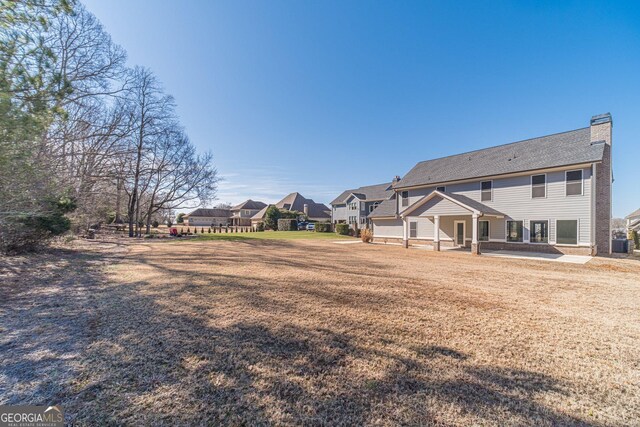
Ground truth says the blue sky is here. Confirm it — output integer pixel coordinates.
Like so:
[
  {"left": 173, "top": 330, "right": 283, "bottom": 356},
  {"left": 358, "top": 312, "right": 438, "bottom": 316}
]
[{"left": 83, "top": 0, "right": 639, "bottom": 217}]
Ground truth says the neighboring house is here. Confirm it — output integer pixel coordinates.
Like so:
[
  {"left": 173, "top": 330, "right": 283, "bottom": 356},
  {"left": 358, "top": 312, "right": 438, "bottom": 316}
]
[
  {"left": 626, "top": 208, "right": 640, "bottom": 232},
  {"left": 230, "top": 200, "right": 267, "bottom": 226},
  {"left": 183, "top": 208, "right": 231, "bottom": 227},
  {"left": 369, "top": 113, "right": 613, "bottom": 256},
  {"left": 251, "top": 192, "right": 331, "bottom": 227},
  {"left": 330, "top": 179, "right": 397, "bottom": 229}
]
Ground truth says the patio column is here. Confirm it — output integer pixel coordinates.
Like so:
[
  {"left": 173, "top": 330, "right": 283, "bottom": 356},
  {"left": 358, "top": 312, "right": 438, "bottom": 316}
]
[
  {"left": 402, "top": 217, "right": 409, "bottom": 248},
  {"left": 433, "top": 215, "right": 440, "bottom": 251},
  {"left": 472, "top": 214, "right": 480, "bottom": 255}
]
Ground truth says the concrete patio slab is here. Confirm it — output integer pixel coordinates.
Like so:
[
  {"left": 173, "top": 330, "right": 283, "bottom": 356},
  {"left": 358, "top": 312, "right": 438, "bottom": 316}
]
[{"left": 482, "top": 250, "right": 592, "bottom": 264}]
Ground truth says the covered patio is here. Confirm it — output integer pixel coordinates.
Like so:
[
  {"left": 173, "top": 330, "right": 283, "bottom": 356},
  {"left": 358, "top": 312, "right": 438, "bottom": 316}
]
[{"left": 400, "top": 190, "right": 504, "bottom": 255}]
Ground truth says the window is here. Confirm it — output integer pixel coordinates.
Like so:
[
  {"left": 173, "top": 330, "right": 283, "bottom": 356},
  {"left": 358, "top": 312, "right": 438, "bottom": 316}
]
[
  {"left": 369, "top": 202, "right": 380, "bottom": 213},
  {"left": 401, "top": 191, "right": 409, "bottom": 207},
  {"left": 409, "top": 221, "right": 417, "bottom": 238},
  {"left": 566, "top": 170, "right": 583, "bottom": 196},
  {"left": 481, "top": 181, "right": 492, "bottom": 201},
  {"left": 531, "top": 174, "right": 546, "bottom": 198},
  {"left": 436, "top": 186, "right": 446, "bottom": 192},
  {"left": 557, "top": 220, "right": 578, "bottom": 244},
  {"left": 530, "top": 220, "right": 548, "bottom": 243},
  {"left": 506, "top": 220, "right": 523, "bottom": 242},
  {"left": 479, "top": 220, "right": 489, "bottom": 241}
]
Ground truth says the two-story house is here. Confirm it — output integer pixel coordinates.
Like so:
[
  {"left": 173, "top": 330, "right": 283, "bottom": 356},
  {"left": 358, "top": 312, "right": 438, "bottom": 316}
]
[
  {"left": 330, "top": 180, "right": 397, "bottom": 229},
  {"left": 230, "top": 199, "right": 267, "bottom": 226},
  {"left": 369, "top": 113, "right": 613, "bottom": 256},
  {"left": 251, "top": 192, "right": 331, "bottom": 227}
]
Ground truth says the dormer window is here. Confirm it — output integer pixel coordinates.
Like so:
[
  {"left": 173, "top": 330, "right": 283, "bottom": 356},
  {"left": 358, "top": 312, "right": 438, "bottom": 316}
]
[
  {"left": 436, "top": 186, "right": 445, "bottom": 192},
  {"left": 401, "top": 191, "right": 409, "bottom": 207}
]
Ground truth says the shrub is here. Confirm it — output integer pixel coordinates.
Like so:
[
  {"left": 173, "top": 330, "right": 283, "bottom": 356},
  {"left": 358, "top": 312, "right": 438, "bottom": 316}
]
[
  {"left": 634, "top": 230, "right": 639, "bottom": 250},
  {"left": 186, "top": 227, "right": 191, "bottom": 233},
  {"left": 278, "top": 218, "right": 298, "bottom": 231},
  {"left": 315, "top": 222, "right": 331, "bottom": 233},
  {"left": 152, "top": 220, "right": 159, "bottom": 228},
  {"left": 0, "top": 195, "right": 77, "bottom": 254},
  {"left": 208, "top": 228, "right": 211, "bottom": 233},
  {"left": 361, "top": 228, "right": 373, "bottom": 243},
  {"left": 264, "top": 205, "right": 280, "bottom": 230},
  {"left": 335, "top": 223, "right": 350, "bottom": 235},
  {"left": 177, "top": 213, "right": 185, "bottom": 223},
  {"left": 194, "top": 227, "right": 198, "bottom": 234},
  {"left": 201, "top": 227, "right": 205, "bottom": 233},
  {"left": 256, "top": 222, "right": 265, "bottom": 232},
  {"left": 166, "top": 220, "right": 173, "bottom": 227}
]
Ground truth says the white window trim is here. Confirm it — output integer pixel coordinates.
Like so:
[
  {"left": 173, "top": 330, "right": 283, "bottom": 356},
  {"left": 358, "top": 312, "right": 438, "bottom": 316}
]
[
  {"left": 530, "top": 173, "right": 547, "bottom": 199},
  {"left": 409, "top": 221, "right": 418, "bottom": 238},
  {"left": 453, "top": 220, "right": 466, "bottom": 246},
  {"left": 555, "top": 218, "right": 580, "bottom": 246},
  {"left": 565, "top": 169, "right": 584, "bottom": 197},
  {"left": 505, "top": 219, "right": 524, "bottom": 243},
  {"left": 478, "top": 219, "right": 490, "bottom": 242},
  {"left": 480, "top": 180, "right": 493, "bottom": 202},
  {"left": 529, "top": 219, "right": 550, "bottom": 244}
]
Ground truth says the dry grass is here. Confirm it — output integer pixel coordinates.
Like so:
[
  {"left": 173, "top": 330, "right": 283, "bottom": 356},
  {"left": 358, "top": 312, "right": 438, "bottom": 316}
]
[{"left": 1, "top": 238, "right": 639, "bottom": 425}]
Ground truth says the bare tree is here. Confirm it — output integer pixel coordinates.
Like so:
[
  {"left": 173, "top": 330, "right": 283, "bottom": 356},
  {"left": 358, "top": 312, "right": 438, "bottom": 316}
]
[
  {"left": 141, "top": 129, "right": 218, "bottom": 233},
  {"left": 121, "top": 66, "right": 176, "bottom": 237}
]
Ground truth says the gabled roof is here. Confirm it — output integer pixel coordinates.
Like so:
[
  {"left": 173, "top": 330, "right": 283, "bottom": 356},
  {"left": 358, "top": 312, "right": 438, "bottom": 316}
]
[
  {"left": 367, "top": 197, "right": 397, "bottom": 219},
  {"left": 185, "top": 208, "right": 231, "bottom": 218},
  {"left": 625, "top": 208, "right": 640, "bottom": 220},
  {"left": 252, "top": 206, "right": 268, "bottom": 220},
  {"left": 251, "top": 192, "right": 331, "bottom": 220},
  {"left": 395, "top": 128, "right": 606, "bottom": 189},
  {"left": 400, "top": 191, "right": 504, "bottom": 217},
  {"left": 630, "top": 218, "right": 640, "bottom": 231},
  {"left": 231, "top": 199, "right": 267, "bottom": 211},
  {"left": 331, "top": 182, "right": 394, "bottom": 205}
]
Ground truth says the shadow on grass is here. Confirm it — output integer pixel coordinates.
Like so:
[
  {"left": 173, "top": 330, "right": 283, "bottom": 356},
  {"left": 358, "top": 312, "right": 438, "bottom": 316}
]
[{"left": 1, "top": 244, "right": 600, "bottom": 425}]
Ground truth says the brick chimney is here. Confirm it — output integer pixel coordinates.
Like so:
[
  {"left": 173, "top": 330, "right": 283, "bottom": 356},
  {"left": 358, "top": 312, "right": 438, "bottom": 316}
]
[
  {"left": 392, "top": 175, "right": 401, "bottom": 186},
  {"left": 591, "top": 113, "right": 612, "bottom": 255}
]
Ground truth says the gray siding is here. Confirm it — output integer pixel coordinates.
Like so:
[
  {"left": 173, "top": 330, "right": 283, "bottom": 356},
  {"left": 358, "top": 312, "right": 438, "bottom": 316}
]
[
  {"left": 411, "top": 197, "right": 472, "bottom": 216},
  {"left": 393, "top": 166, "right": 593, "bottom": 245},
  {"left": 333, "top": 198, "right": 383, "bottom": 229},
  {"left": 372, "top": 218, "right": 403, "bottom": 238},
  {"left": 332, "top": 204, "right": 348, "bottom": 222}
]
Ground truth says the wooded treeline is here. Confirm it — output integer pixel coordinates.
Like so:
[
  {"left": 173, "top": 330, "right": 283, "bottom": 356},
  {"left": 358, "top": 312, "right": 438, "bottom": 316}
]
[{"left": 0, "top": 0, "right": 218, "bottom": 253}]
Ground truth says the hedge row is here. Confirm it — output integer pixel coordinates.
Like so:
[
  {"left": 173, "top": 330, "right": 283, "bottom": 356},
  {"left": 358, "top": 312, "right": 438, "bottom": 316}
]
[
  {"left": 315, "top": 223, "right": 331, "bottom": 233},
  {"left": 335, "top": 223, "right": 350, "bottom": 235},
  {"left": 277, "top": 218, "right": 298, "bottom": 231}
]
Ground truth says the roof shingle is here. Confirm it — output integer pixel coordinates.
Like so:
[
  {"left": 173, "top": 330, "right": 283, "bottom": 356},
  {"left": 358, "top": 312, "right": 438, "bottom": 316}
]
[
  {"left": 395, "top": 128, "right": 605, "bottom": 189},
  {"left": 330, "top": 182, "right": 394, "bottom": 205}
]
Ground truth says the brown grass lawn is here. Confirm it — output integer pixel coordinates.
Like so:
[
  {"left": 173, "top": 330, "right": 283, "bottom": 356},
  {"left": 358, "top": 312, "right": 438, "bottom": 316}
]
[{"left": 1, "top": 238, "right": 639, "bottom": 426}]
